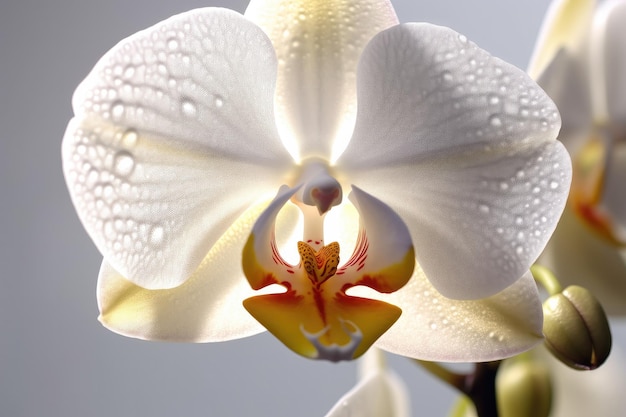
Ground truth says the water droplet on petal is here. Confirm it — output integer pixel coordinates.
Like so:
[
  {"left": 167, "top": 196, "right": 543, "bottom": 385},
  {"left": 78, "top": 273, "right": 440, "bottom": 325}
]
[
  {"left": 214, "top": 94, "right": 224, "bottom": 108},
  {"left": 488, "top": 94, "right": 500, "bottom": 105},
  {"left": 111, "top": 101, "right": 125, "bottom": 121},
  {"left": 113, "top": 151, "right": 135, "bottom": 177},
  {"left": 458, "top": 34, "right": 468, "bottom": 43},
  {"left": 489, "top": 114, "right": 502, "bottom": 127},
  {"left": 149, "top": 226, "right": 165, "bottom": 246},
  {"left": 441, "top": 70, "right": 453, "bottom": 83},
  {"left": 167, "top": 38, "right": 179, "bottom": 50},
  {"left": 121, "top": 129, "right": 139, "bottom": 148},
  {"left": 479, "top": 204, "right": 490, "bottom": 214},
  {"left": 181, "top": 98, "right": 198, "bottom": 118}
]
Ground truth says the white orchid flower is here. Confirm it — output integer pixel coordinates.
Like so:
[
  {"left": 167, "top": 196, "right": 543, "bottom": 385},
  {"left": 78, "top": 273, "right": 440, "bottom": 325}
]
[
  {"left": 62, "top": 0, "right": 571, "bottom": 362},
  {"left": 325, "top": 348, "right": 409, "bottom": 417},
  {"left": 530, "top": 0, "right": 626, "bottom": 315}
]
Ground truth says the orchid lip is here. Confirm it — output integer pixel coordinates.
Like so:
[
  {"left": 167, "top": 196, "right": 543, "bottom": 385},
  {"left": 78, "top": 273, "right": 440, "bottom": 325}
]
[{"left": 242, "top": 185, "right": 414, "bottom": 361}]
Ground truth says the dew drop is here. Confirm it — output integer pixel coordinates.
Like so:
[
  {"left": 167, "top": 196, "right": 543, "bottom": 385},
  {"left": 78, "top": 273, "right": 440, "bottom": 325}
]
[
  {"left": 181, "top": 98, "right": 198, "bottom": 118},
  {"left": 479, "top": 204, "right": 490, "bottom": 214},
  {"left": 121, "top": 129, "right": 139, "bottom": 148},
  {"left": 441, "top": 70, "right": 453, "bottom": 83},
  {"left": 489, "top": 114, "right": 502, "bottom": 127},
  {"left": 488, "top": 94, "right": 500, "bottom": 105},
  {"left": 429, "top": 322, "right": 438, "bottom": 330},
  {"left": 113, "top": 151, "right": 135, "bottom": 177},
  {"left": 458, "top": 34, "right": 468, "bottom": 43},
  {"left": 111, "top": 101, "right": 125, "bottom": 121},
  {"left": 214, "top": 94, "right": 224, "bottom": 108},
  {"left": 150, "top": 226, "right": 165, "bottom": 246},
  {"left": 167, "top": 38, "right": 179, "bottom": 50},
  {"left": 499, "top": 181, "right": 509, "bottom": 191}
]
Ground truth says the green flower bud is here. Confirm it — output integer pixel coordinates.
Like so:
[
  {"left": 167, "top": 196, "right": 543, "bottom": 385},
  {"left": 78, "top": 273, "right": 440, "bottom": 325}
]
[
  {"left": 496, "top": 356, "right": 552, "bottom": 417},
  {"left": 542, "top": 285, "right": 612, "bottom": 370}
]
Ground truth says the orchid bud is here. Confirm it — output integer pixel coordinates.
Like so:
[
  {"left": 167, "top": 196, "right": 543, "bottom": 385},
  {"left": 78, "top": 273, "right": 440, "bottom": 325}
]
[
  {"left": 496, "top": 356, "right": 552, "bottom": 417},
  {"left": 542, "top": 285, "right": 611, "bottom": 370}
]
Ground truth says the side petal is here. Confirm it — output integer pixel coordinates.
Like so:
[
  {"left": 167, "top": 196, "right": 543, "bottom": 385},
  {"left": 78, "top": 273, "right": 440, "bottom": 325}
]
[
  {"left": 244, "top": 0, "right": 398, "bottom": 162},
  {"left": 324, "top": 349, "right": 410, "bottom": 417},
  {"left": 62, "top": 8, "right": 292, "bottom": 289},
  {"left": 366, "top": 269, "right": 544, "bottom": 362},
  {"left": 97, "top": 199, "right": 300, "bottom": 341},
  {"left": 340, "top": 23, "right": 571, "bottom": 299},
  {"left": 527, "top": 0, "right": 595, "bottom": 80}
]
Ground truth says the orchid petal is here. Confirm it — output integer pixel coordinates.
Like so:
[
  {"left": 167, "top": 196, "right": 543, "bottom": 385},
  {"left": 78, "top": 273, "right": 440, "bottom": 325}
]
[
  {"left": 324, "top": 349, "right": 410, "bottom": 417},
  {"left": 361, "top": 269, "right": 544, "bottom": 362},
  {"left": 591, "top": 0, "right": 626, "bottom": 127},
  {"left": 340, "top": 23, "right": 571, "bottom": 299},
  {"left": 97, "top": 199, "right": 300, "bottom": 342},
  {"left": 242, "top": 187, "right": 414, "bottom": 361},
  {"left": 539, "top": 206, "right": 626, "bottom": 316},
  {"left": 244, "top": 0, "right": 398, "bottom": 162},
  {"left": 62, "top": 9, "right": 292, "bottom": 289},
  {"left": 527, "top": 0, "right": 595, "bottom": 81}
]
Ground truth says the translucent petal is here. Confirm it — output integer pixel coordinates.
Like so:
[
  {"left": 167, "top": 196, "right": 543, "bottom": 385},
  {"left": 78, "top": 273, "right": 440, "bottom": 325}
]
[
  {"left": 340, "top": 23, "right": 571, "bottom": 299},
  {"left": 97, "top": 199, "right": 301, "bottom": 341},
  {"left": 539, "top": 206, "right": 626, "bottom": 316},
  {"left": 527, "top": 0, "right": 595, "bottom": 80},
  {"left": 244, "top": 0, "right": 398, "bottom": 162},
  {"left": 362, "top": 269, "right": 544, "bottom": 362},
  {"left": 324, "top": 349, "right": 410, "bottom": 417},
  {"left": 593, "top": 0, "right": 626, "bottom": 128},
  {"left": 62, "top": 9, "right": 292, "bottom": 289}
]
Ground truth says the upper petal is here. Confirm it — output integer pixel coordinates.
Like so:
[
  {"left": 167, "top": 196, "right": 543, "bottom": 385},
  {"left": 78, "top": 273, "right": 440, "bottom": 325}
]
[
  {"left": 340, "top": 23, "right": 571, "bottom": 299},
  {"left": 244, "top": 0, "right": 398, "bottom": 162},
  {"left": 62, "top": 8, "right": 292, "bottom": 289},
  {"left": 367, "top": 269, "right": 544, "bottom": 362}
]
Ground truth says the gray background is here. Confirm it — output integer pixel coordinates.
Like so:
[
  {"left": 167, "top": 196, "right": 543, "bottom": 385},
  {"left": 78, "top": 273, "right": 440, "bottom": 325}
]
[{"left": 2, "top": 1, "right": 625, "bottom": 416}]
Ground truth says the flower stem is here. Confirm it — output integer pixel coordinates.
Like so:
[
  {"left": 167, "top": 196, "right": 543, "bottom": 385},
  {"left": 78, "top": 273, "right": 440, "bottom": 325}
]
[
  {"left": 531, "top": 264, "right": 562, "bottom": 295},
  {"left": 414, "top": 360, "right": 501, "bottom": 417}
]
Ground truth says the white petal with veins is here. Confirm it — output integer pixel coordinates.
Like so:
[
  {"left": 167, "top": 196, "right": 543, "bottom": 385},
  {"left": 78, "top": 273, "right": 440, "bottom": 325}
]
[
  {"left": 340, "top": 23, "right": 571, "bottom": 299},
  {"left": 62, "top": 9, "right": 292, "bottom": 289}
]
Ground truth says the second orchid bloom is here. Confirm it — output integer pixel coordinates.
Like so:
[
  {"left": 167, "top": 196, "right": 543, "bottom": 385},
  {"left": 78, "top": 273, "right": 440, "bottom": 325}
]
[{"left": 62, "top": 0, "right": 571, "bottom": 361}]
